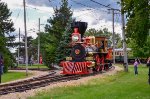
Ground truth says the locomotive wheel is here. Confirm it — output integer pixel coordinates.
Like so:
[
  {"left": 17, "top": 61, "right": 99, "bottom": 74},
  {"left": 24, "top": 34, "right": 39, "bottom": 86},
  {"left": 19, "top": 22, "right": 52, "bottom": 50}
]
[
  {"left": 88, "top": 68, "right": 93, "bottom": 74},
  {"left": 104, "top": 64, "right": 109, "bottom": 71},
  {"left": 71, "top": 44, "right": 86, "bottom": 62}
]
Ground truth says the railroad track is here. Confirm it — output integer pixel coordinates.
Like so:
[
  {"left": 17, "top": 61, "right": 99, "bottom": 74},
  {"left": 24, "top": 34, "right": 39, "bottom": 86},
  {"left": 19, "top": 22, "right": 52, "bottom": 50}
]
[
  {"left": 0, "top": 66, "right": 115, "bottom": 95},
  {"left": 10, "top": 68, "right": 51, "bottom": 71},
  {"left": 0, "top": 71, "right": 56, "bottom": 88},
  {"left": 0, "top": 72, "right": 80, "bottom": 95}
]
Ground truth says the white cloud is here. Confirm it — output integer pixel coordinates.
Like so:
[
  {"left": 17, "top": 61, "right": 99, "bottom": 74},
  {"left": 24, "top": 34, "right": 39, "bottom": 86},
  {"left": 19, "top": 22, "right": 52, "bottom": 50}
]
[
  {"left": 2, "top": 0, "right": 123, "bottom": 53},
  {"left": 2, "top": 0, "right": 122, "bottom": 39},
  {"left": 11, "top": 16, "right": 39, "bottom": 39},
  {"left": 73, "top": 9, "right": 122, "bottom": 35},
  {"left": 1, "top": 0, "right": 23, "bottom": 9}
]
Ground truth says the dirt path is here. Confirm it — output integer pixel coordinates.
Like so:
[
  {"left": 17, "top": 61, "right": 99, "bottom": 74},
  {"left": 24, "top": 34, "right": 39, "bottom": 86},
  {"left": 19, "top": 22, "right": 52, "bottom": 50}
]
[{"left": 0, "top": 66, "right": 123, "bottom": 99}]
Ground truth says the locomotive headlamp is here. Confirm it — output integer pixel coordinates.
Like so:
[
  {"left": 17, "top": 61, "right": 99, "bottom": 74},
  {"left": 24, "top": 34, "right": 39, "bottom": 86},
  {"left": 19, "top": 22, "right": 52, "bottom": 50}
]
[
  {"left": 88, "top": 52, "right": 93, "bottom": 56},
  {"left": 66, "top": 57, "right": 72, "bottom": 61},
  {"left": 72, "top": 35, "right": 79, "bottom": 42},
  {"left": 86, "top": 57, "right": 94, "bottom": 61}
]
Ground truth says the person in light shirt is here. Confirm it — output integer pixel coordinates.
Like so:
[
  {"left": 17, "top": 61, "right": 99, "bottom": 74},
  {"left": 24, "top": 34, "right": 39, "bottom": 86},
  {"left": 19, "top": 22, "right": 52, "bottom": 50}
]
[{"left": 133, "top": 59, "right": 140, "bottom": 75}]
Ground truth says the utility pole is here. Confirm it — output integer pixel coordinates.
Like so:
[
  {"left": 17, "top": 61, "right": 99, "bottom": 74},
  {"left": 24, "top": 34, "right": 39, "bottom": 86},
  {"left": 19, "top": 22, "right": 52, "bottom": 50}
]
[
  {"left": 18, "top": 28, "right": 20, "bottom": 66},
  {"left": 91, "top": 0, "right": 128, "bottom": 71},
  {"left": 23, "top": 0, "right": 28, "bottom": 76},
  {"left": 38, "top": 18, "right": 40, "bottom": 66},
  {"left": 121, "top": 0, "right": 128, "bottom": 72},
  {"left": 112, "top": 9, "right": 115, "bottom": 64},
  {"left": 108, "top": 9, "right": 116, "bottom": 64}
]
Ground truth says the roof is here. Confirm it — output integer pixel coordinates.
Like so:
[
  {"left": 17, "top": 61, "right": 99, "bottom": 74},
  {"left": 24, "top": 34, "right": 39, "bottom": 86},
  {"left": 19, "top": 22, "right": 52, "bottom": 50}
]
[{"left": 114, "top": 48, "right": 131, "bottom": 51}]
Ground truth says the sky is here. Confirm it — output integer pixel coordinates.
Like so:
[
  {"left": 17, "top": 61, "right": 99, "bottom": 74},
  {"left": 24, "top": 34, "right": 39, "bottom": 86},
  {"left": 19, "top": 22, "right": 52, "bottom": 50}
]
[{"left": 1, "top": 0, "right": 122, "bottom": 45}]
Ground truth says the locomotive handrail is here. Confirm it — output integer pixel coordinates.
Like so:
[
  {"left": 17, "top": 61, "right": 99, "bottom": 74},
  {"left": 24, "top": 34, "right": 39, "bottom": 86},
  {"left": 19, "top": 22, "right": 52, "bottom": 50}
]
[{"left": 74, "top": 42, "right": 85, "bottom": 44}]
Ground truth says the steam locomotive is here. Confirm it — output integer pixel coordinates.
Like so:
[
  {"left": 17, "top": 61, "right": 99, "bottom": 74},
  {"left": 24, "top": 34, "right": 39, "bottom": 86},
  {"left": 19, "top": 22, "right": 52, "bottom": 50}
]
[{"left": 60, "top": 22, "right": 113, "bottom": 74}]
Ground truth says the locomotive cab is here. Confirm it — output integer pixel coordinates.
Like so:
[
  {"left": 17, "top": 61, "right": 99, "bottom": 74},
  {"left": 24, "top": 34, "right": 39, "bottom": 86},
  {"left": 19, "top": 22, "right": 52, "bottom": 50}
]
[{"left": 95, "top": 37, "right": 108, "bottom": 53}]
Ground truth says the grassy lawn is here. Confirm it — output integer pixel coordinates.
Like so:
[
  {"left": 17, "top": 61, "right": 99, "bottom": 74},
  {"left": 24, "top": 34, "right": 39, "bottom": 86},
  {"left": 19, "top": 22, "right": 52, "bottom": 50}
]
[
  {"left": 18, "top": 64, "right": 48, "bottom": 69},
  {"left": 1, "top": 71, "right": 32, "bottom": 83},
  {"left": 29, "top": 64, "right": 150, "bottom": 99}
]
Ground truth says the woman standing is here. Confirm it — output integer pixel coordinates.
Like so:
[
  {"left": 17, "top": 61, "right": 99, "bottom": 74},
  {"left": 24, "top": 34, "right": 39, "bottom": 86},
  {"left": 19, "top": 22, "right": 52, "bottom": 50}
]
[{"left": 134, "top": 59, "right": 140, "bottom": 75}]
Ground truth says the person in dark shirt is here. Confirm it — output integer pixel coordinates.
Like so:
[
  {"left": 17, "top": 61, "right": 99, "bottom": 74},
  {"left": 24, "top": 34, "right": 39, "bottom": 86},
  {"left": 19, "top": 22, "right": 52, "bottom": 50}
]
[
  {"left": 147, "top": 57, "right": 150, "bottom": 84},
  {"left": 0, "top": 55, "right": 4, "bottom": 74},
  {"left": 147, "top": 57, "right": 150, "bottom": 67}
]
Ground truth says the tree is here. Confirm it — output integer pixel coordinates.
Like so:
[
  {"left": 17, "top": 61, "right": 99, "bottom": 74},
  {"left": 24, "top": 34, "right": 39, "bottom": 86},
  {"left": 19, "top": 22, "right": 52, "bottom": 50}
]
[
  {"left": 35, "top": 33, "right": 57, "bottom": 67},
  {"left": 0, "top": 1, "right": 15, "bottom": 41},
  {"left": 123, "top": 0, "right": 149, "bottom": 47},
  {"left": 122, "top": 0, "right": 150, "bottom": 58},
  {"left": 55, "top": 18, "right": 74, "bottom": 63},
  {"left": 14, "top": 36, "right": 37, "bottom": 64},
  {"left": 128, "top": 36, "right": 150, "bottom": 58},
  {"left": 0, "top": 1, "right": 15, "bottom": 72},
  {"left": 39, "top": 0, "right": 73, "bottom": 67},
  {"left": 45, "top": 0, "right": 72, "bottom": 43}
]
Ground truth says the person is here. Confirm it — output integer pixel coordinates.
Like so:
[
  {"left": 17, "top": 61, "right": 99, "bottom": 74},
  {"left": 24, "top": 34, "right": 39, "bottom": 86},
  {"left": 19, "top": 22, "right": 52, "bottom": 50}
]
[
  {"left": 147, "top": 57, "right": 150, "bottom": 84},
  {"left": 0, "top": 55, "right": 4, "bottom": 74},
  {"left": 147, "top": 57, "right": 150, "bottom": 67},
  {"left": 133, "top": 59, "right": 140, "bottom": 75}
]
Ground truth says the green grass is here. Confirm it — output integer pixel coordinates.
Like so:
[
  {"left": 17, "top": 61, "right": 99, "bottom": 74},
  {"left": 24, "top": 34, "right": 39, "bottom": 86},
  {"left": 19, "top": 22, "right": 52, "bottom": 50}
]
[
  {"left": 1, "top": 72, "right": 32, "bottom": 83},
  {"left": 18, "top": 64, "right": 48, "bottom": 69},
  {"left": 29, "top": 64, "right": 150, "bottom": 99}
]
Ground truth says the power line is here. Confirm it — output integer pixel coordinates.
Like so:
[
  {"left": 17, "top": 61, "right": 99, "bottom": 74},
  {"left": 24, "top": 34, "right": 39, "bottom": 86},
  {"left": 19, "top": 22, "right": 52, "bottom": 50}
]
[
  {"left": 71, "top": 0, "right": 94, "bottom": 9},
  {"left": 90, "top": 0, "right": 111, "bottom": 9},
  {"left": 75, "top": 9, "right": 98, "bottom": 18},
  {"left": 26, "top": 8, "right": 30, "bottom": 22},
  {"left": 70, "top": 1, "right": 118, "bottom": 30},
  {"left": 70, "top": 0, "right": 109, "bottom": 18},
  {"left": 114, "top": 13, "right": 120, "bottom": 27},
  {"left": 90, "top": 0, "right": 120, "bottom": 11},
  {"left": 70, "top": 0, "right": 109, "bottom": 13},
  {"left": 72, "top": 8, "right": 94, "bottom": 17},
  {"left": 77, "top": 8, "right": 93, "bottom": 12},
  {"left": 74, "top": 9, "right": 108, "bottom": 18},
  {"left": 14, "top": 9, "right": 21, "bottom": 22},
  {"left": 47, "top": 0, "right": 55, "bottom": 7},
  {"left": 26, "top": 5, "right": 53, "bottom": 14}
]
